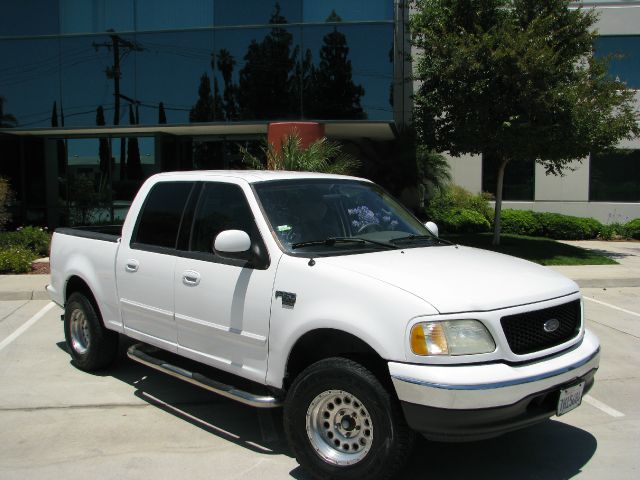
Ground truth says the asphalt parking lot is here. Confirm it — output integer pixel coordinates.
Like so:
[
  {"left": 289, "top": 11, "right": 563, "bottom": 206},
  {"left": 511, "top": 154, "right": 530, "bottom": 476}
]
[{"left": 0, "top": 286, "right": 638, "bottom": 479}]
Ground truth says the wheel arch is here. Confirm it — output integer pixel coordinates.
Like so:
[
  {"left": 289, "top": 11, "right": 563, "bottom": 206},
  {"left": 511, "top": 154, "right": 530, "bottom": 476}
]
[
  {"left": 284, "top": 328, "right": 390, "bottom": 391},
  {"left": 65, "top": 275, "right": 105, "bottom": 326}
]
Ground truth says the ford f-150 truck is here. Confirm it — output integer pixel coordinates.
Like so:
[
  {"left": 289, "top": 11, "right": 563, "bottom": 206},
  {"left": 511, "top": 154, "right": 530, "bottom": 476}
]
[{"left": 48, "top": 170, "right": 600, "bottom": 479}]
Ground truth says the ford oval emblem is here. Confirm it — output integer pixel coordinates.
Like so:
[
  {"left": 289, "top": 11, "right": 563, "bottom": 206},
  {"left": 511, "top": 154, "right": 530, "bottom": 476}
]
[{"left": 544, "top": 318, "right": 560, "bottom": 333}]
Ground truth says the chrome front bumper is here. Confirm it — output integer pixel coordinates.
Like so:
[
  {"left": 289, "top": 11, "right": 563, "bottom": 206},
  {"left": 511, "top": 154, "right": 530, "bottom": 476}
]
[{"left": 390, "top": 329, "right": 600, "bottom": 410}]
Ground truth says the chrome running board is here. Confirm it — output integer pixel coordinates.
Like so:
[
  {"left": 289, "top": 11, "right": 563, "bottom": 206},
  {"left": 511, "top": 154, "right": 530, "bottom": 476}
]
[{"left": 127, "top": 343, "right": 283, "bottom": 409}]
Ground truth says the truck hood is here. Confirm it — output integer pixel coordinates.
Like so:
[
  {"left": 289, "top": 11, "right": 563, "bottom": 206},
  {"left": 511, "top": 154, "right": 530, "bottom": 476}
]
[{"left": 319, "top": 245, "right": 579, "bottom": 314}]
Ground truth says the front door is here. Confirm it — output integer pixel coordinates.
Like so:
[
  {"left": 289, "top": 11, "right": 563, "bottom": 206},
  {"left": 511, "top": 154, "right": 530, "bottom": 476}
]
[{"left": 174, "top": 181, "right": 278, "bottom": 383}]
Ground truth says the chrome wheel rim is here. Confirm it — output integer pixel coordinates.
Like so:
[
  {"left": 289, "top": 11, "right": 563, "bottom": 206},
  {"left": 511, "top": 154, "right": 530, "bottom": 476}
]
[
  {"left": 306, "top": 389, "right": 374, "bottom": 466},
  {"left": 69, "top": 308, "right": 90, "bottom": 355}
]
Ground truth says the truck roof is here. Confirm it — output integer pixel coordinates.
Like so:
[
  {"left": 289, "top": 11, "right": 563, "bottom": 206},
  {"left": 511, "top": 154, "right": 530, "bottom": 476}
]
[{"left": 152, "top": 170, "right": 368, "bottom": 184}]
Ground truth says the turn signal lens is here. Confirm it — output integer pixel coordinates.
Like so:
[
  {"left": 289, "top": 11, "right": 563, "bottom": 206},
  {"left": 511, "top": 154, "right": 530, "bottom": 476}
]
[{"left": 411, "top": 323, "right": 449, "bottom": 356}]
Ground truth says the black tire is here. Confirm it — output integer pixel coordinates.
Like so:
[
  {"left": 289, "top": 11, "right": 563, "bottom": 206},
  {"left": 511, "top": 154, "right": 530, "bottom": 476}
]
[
  {"left": 64, "top": 292, "right": 119, "bottom": 371},
  {"left": 284, "top": 357, "right": 415, "bottom": 480}
]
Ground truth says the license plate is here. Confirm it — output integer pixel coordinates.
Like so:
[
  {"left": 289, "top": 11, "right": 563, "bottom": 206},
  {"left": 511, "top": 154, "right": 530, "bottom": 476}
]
[{"left": 557, "top": 381, "right": 585, "bottom": 416}]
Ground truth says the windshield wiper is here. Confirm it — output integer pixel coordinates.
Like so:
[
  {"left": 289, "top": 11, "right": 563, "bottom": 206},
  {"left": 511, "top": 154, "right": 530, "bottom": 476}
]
[
  {"left": 292, "top": 237, "right": 397, "bottom": 250},
  {"left": 391, "top": 234, "right": 453, "bottom": 246}
]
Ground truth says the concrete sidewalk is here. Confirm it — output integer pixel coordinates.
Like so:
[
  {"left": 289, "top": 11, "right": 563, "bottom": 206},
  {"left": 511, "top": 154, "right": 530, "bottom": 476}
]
[
  {"left": 550, "top": 240, "right": 640, "bottom": 288},
  {"left": 0, "top": 241, "right": 637, "bottom": 300}
]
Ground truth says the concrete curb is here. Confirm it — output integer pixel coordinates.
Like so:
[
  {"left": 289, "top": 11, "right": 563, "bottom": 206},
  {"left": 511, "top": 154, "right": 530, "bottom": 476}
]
[{"left": 0, "top": 291, "right": 51, "bottom": 301}]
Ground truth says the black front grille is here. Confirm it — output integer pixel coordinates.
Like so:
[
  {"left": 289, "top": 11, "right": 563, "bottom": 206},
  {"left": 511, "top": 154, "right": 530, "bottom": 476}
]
[{"left": 501, "top": 300, "right": 581, "bottom": 355}]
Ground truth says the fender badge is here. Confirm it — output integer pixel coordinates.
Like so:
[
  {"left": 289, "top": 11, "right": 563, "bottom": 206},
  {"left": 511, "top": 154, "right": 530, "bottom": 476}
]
[
  {"left": 275, "top": 291, "right": 297, "bottom": 308},
  {"left": 543, "top": 318, "right": 560, "bottom": 333}
]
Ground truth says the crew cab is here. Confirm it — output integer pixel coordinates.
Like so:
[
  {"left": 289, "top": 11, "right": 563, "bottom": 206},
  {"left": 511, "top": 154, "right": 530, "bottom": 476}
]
[{"left": 48, "top": 171, "right": 600, "bottom": 479}]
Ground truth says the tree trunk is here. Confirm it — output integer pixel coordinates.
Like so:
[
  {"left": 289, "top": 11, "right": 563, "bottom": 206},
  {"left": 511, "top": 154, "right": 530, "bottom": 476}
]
[{"left": 492, "top": 156, "right": 510, "bottom": 246}]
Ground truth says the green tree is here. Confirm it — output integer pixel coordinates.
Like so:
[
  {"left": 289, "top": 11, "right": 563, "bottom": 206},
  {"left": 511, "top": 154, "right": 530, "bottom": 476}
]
[
  {"left": 241, "top": 133, "right": 360, "bottom": 175},
  {"left": 411, "top": 0, "right": 639, "bottom": 244},
  {"left": 0, "top": 96, "right": 17, "bottom": 127}
]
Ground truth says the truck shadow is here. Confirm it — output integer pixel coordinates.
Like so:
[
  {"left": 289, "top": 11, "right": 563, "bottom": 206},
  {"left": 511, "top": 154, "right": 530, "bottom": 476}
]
[
  {"left": 56, "top": 340, "right": 291, "bottom": 457},
  {"left": 290, "top": 420, "right": 597, "bottom": 479},
  {"left": 56, "top": 341, "right": 597, "bottom": 478}
]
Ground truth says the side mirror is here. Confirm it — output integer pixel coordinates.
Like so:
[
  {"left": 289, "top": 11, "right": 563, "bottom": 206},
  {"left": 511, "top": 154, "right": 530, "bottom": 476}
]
[
  {"left": 425, "top": 221, "right": 439, "bottom": 238},
  {"left": 214, "top": 230, "right": 251, "bottom": 254}
]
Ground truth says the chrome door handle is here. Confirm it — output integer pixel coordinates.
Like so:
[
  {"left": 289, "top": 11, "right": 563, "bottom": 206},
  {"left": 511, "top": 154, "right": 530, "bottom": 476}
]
[
  {"left": 182, "top": 270, "right": 201, "bottom": 286},
  {"left": 125, "top": 259, "right": 139, "bottom": 273}
]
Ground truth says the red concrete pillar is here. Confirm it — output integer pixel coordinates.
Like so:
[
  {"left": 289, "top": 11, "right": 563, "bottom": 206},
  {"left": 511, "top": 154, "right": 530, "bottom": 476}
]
[{"left": 267, "top": 122, "right": 325, "bottom": 154}]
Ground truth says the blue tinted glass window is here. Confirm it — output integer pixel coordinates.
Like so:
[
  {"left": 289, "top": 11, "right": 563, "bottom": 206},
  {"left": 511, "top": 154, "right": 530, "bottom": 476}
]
[
  {"left": 60, "top": 0, "right": 134, "bottom": 34},
  {"left": 60, "top": 34, "right": 136, "bottom": 127},
  {"left": 301, "top": 24, "right": 394, "bottom": 120},
  {"left": 136, "top": 0, "right": 214, "bottom": 32},
  {"left": 0, "top": 0, "right": 59, "bottom": 37},
  {"left": 135, "top": 30, "right": 214, "bottom": 125},
  {"left": 214, "top": 26, "right": 302, "bottom": 120},
  {"left": 303, "top": 0, "right": 393, "bottom": 23},
  {"left": 215, "top": 0, "right": 301, "bottom": 26},
  {"left": 0, "top": 39, "right": 60, "bottom": 129},
  {"left": 594, "top": 36, "right": 640, "bottom": 88}
]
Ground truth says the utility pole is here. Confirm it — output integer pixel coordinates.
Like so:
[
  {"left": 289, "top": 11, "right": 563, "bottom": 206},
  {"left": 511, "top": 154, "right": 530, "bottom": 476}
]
[{"left": 93, "top": 31, "right": 142, "bottom": 181}]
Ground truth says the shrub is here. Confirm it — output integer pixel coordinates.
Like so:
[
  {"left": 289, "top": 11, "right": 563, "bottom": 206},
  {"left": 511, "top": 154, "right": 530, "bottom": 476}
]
[
  {"left": 426, "top": 185, "right": 493, "bottom": 224},
  {"left": 626, "top": 218, "right": 640, "bottom": 240},
  {"left": 598, "top": 222, "right": 628, "bottom": 240},
  {"left": 0, "top": 226, "right": 51, "bottom": 256},
  {"left": 537, "top": 212, "right": 602, "bottom": 240},
  {"left": 0, "top": 247, "right": 37, "bottom": 274},
  {"left": 500, "top": 209, "right": 543, "bottom": 236},
  {"left": 434, "top": 208, "right": 491, "bottom": 234}
]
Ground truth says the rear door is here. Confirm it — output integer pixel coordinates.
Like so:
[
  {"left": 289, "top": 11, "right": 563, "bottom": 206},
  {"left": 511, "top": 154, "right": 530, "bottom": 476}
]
[
  {"left": 116, "top": 181, "right": 196, "bottom": 351},
  {"left": 173, "top": 181, "right": 277, "bottom": 383}
]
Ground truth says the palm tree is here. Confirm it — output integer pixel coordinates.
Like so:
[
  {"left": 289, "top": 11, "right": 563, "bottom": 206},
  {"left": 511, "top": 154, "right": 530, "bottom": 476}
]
[
  {"left": 0, "top": 96, "right": 18, "bottom": 127},
  {"left": 241, "top": 132, "right": 360, "bottom": 175}
]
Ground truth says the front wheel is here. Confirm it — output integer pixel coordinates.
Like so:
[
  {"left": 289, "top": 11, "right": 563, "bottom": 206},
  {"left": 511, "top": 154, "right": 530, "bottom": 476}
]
[
  {"left": 64, "top": 292, "right": 118, "bottom": 371},
  {"left": 284, "top": 357, "right": 415, "bottom": 480}
]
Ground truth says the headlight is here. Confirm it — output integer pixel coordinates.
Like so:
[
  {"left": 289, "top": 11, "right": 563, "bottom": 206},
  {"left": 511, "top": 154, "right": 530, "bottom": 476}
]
[{"left": 410, "top": 320, "right": 495, "bottom": 356}]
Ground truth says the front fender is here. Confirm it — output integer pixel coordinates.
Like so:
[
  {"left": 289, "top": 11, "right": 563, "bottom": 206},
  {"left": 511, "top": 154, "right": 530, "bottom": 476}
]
[{"left": 265, "top": 254, "right": 437, "bottom": 388}]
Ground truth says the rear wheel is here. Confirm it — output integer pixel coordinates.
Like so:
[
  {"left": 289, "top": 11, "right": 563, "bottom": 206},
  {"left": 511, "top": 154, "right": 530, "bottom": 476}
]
[
  {"left": 284, "top": 357, "right": 415, "bottom": 480},
  {"left": 64, "top": 292, "right": 118, "bottom": 371}
]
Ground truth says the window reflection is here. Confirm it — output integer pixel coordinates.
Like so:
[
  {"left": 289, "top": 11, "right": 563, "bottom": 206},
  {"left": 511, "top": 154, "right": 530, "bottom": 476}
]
[
  {"left": 214, "top": 25, "right": 303, "bottom": 121},
  {"left": 0, "top": 0, "right": 59, "bottom": 37},
  {"left": 136, "top": 0, "right": 214, "bottom": 32},
  {"left": 594, "top": 36, "right": 640, "bottom": 89},
  {"left": 60, "top": 0, "right": 134, "bottom": 34},
  {"left": 136, "top": 30, "right": 214, "bottom": 125},
  {"left": 302, "top": 24, "right": 394, "bottom": 120},
  {"left": 215, "top": 0, "right": 301, "bottom": 26},
  {"left": 60, "top": 34, "right": 136, "bottom": 127},
  {"left": 302, "top": 0, "right": 394, "bottom": 23},
  {"left": 0, "top": 39, "right": 61, "bottom": 129}
]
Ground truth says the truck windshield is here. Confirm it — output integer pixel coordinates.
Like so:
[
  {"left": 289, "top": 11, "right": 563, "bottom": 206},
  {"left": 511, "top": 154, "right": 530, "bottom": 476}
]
[{"left": 253, "top": 179, "right": 435, "bottom": 255}]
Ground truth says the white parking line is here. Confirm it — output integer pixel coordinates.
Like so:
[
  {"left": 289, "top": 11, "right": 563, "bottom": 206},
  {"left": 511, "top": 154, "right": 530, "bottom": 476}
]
[
  {"left": 583, "top": 296, "right": 640, "bottom": 318},
  {"left": 584, "top": 395, "right": 625, "bottom": 418},
  {"left": 0, "top": 302, "right": 56, "bottom": 353}
]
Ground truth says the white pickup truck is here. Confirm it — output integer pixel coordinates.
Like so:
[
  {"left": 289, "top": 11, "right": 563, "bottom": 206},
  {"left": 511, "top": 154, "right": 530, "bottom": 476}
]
[{"left": 48, "top": 171, "right": 600, "bottom": 479}]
